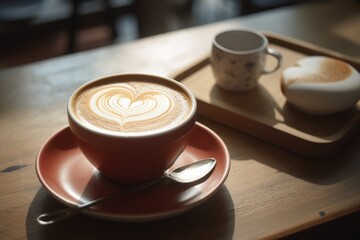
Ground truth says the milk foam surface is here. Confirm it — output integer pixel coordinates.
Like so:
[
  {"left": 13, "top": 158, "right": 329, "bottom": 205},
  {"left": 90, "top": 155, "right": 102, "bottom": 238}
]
[
  {"left": 73, "top": 80, "right": 192, "bottom": 135},
  {"left": 281, "top": 56, "right": 360, "bottom": 115},
  {"left": 282, "top": 56, "right": 352, "bottom": 86}
]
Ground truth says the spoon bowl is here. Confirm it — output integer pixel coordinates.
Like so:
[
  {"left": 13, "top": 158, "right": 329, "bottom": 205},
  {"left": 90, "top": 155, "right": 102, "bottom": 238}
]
[
  {"left": 166, "top": 158, "right": 216, "bottom": 183},
  {"left": 37, "top": 158, "right": 216, "bottom": 225}
]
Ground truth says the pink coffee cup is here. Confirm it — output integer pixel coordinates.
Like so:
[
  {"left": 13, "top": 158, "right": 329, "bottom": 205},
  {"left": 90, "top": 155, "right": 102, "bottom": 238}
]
[{"left": 67, "top": 73, "right": 197, "bottom": 184}]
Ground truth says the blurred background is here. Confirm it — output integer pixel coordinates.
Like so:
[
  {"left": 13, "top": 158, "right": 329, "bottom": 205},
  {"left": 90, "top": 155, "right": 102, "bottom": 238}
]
[{"left": 0, "top": 0, "right": 304, "bottom": 68}]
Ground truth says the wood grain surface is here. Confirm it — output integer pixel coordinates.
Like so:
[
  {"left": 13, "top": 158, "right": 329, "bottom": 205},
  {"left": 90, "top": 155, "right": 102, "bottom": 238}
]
[{"left": 0, "top": 0, "right": 359, "bottom": 239}]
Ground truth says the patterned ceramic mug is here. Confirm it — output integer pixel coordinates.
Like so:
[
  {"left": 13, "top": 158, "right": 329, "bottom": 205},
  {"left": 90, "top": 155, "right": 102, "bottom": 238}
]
[{"left": 210, "top": 29, "right": 282, "bottom": 91}]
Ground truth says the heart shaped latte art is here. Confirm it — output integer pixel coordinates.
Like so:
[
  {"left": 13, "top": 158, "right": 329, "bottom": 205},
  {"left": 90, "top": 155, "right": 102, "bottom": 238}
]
[{"left": 90, "top": 85, "right": 173, "bottom": 126}]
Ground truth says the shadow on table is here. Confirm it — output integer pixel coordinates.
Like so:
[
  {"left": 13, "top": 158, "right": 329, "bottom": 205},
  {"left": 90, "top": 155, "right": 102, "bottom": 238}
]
[
  {"left": 26, "top": 185, "right": 235, "bottom": 240},
  {"left": 200, "top": 117, "right": 360, "bottom": 186}
]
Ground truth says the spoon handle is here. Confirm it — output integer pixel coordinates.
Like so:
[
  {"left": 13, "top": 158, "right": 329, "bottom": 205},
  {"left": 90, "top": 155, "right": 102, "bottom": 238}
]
[{"left": 37, "top": 177, "right": 164, "bottom": 225}]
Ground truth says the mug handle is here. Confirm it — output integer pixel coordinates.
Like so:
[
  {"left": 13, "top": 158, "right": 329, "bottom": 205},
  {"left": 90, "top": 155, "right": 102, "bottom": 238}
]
[{"left": 263, "top": 48, "right": 282, "bottom": 74}]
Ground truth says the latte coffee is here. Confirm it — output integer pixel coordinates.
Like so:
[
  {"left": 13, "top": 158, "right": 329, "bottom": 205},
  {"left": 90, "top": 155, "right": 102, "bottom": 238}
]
[
  {"left": 70, "top": 75, "right": 193, "bottom": 136},
  {"left": 67, "top": 74, "right": 197, "bottom": 183}
]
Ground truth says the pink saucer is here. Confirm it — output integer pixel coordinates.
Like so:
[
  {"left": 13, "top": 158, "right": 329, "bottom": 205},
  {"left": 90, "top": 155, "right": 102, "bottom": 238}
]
[{"left": 36, "top": 122, "right": 230, "bottom": 221}]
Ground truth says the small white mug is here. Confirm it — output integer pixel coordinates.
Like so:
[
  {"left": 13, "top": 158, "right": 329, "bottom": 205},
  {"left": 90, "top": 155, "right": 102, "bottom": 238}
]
[{"left": 210, "top": 29, "right": 282, "bottom": 91}]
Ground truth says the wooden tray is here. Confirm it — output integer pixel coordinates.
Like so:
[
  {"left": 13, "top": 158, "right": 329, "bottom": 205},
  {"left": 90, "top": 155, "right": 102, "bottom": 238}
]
[{"left": 173, "top": 32, "right": 360, "bottom": 158}]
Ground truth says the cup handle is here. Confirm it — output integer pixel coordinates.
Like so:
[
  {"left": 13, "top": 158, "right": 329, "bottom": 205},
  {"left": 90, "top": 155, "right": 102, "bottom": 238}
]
[{"left": 263, "top": 48, "right": 282, "bottom": 74}]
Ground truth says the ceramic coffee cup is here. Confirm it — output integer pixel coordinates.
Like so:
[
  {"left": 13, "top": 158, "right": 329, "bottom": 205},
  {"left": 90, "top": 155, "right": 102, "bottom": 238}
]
[
  {"left": 67, "top": 73, "right": 197, "bottom": 184},
  {"left": 210, "top": 29, "right": 282, "bottom": 91}
]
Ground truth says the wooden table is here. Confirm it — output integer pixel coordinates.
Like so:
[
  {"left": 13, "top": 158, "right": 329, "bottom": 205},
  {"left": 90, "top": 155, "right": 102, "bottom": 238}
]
[{"left": 1, "top": 0, "right": 359, "bottom": 239}]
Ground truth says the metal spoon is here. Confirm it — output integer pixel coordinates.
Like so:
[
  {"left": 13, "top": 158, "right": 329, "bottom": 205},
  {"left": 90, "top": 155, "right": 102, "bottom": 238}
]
[{"left": 37, "top": 158, "right": 216, "bottom": 225}]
